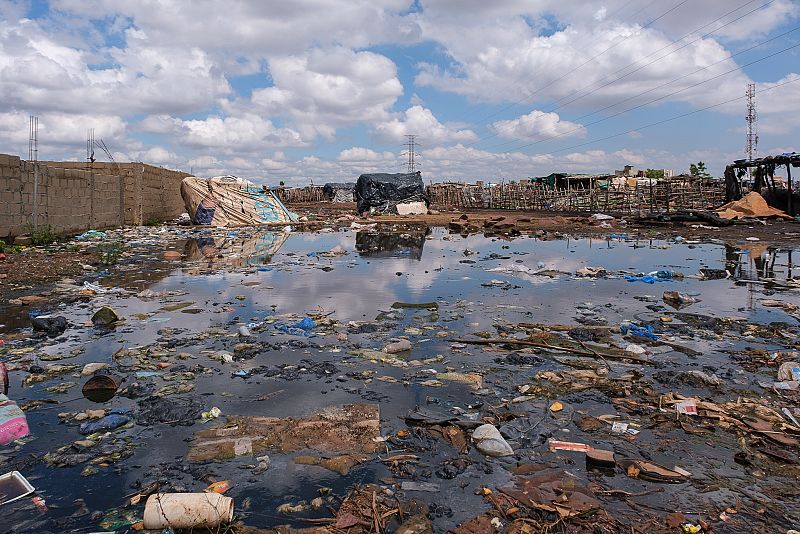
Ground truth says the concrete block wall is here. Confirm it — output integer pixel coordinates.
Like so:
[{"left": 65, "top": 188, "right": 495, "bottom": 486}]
[
  {"left": 0, "top": 154, "right": 25, "bottom": 238},
  {"left": 139, "top": 165, "right": 192, "bottom": 224},
  {"left": 40, "top": 160, "right": 189, "bottom": 225},
  {"left": 0, "top": 154, "right": 191, "bottom": 237}
]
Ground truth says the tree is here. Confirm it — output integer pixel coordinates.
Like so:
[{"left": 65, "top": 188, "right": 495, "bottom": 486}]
[
  {"left": 279, "top": 180, "right": 285, "bottom": 187},
  {"left": 644, "top": 169, "right": 664, "bottom": 179},
  {"left": 689, "top": 161, "right": 710, "bottom": 178}
]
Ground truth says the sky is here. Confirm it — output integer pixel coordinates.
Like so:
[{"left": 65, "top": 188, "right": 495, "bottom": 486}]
[{"left": 0, "top": 0, "right": 799, "bottom": 185}]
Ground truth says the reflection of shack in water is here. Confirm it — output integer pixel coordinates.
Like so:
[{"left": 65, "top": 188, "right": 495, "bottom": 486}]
[
  {"left": 724, "top": 242, "right": 797, "bottom": 282},
  {"left": 182, "top": 231, "right": 289, "bottom": 272},
  {"left": 356, "top": 230, "right": 429, "bottom": 260}
]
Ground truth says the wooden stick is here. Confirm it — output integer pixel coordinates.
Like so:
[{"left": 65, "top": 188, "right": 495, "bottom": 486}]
[{"left": 448, "top": 338, "right": 645, "bottom": 362}]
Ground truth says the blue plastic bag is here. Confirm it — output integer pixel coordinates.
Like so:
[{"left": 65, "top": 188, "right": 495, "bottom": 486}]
[
  {"left": 620, "top": 323, "right": 659, "bottom": 341},
  {"left": 79, "top": 413, "right": 131, "bottom": 435},
  {"left": 295, "top": 317, "right": 316, "bottom": 331},
  {"left": 275, "top": 317, "right": 316, "bottom": 336},
  {"left": 624, "top": 275, "right": 659, "bottom": 284}
]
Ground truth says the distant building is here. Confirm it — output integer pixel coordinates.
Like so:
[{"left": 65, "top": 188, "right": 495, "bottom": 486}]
[
  {"left": 616, "top": 165, "right": 674, "bottom": 179},
  {"left": 615, "top": 165, "right": 637, "bottom": 177}
]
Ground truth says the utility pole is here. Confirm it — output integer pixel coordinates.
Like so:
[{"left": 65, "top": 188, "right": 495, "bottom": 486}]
[{"left": 405, "top": 134, "right": 417, "bottom": 173}]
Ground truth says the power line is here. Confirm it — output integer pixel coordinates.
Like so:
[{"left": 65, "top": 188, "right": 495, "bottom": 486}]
[
  {"left": 470, "top": 75, "right": 800, "bottom": 165},
  {"left": 487, "top": 38, "right": 800, "bottom": 154},
  {"left": 559, "top": 24, "right": 797, "bottom": 125},
  {"left": 483, "top": 23, "right": 799, "bottom": 151},
  {"left": 542, "top": 0, "right": 770, "bottom": 115},
  {"left": 467, "top": 0, "right": 688, "bottom": 128},
  {"left": 472, "top": 0, "right": 771, "bottom": 149}
]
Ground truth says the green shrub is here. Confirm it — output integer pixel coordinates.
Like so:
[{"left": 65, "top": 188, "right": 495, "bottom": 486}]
[
  {"left": 99, "top": 240, "right": 125, "bottom": 265},
  {"left": 0, "top": 241, "right": 22, "bottom": 253},
  {"left": 29, "top": 224, "right": 57, "bottom": 246}
]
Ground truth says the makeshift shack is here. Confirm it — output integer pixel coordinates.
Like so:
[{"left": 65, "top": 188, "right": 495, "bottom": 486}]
[
  {"left": 181, "top": 176, "right": 298, "bottom": 227},
  {"left": 355, "top": 230, "right": 427, "bottom": 260},
  {"left": 355, "top": 172, "right": 428, "bottom": 215},
  {"left": 322, "top": 183, "right": 355, "bottom": 203},
  {"left": 182, "top": 230, "right": 290, "bottom": 271},
  {"left": 724, "top": 152, "right": 800, "bottom": 215}
]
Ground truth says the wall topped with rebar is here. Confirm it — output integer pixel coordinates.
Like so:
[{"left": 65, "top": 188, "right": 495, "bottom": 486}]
[
  {"left": 40, "top": 160, "right": 192, "bottom": 225},
  {"left": 0, "top": 154, "right": 192, "bottom": 238}
]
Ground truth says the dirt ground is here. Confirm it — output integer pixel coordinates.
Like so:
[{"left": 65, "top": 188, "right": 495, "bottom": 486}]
[
  {"left": 0, "top": 249, "right": 99, "bottom": 293},
  {"left": 287, "top": 202, "right": 800, "bottom": 243}
]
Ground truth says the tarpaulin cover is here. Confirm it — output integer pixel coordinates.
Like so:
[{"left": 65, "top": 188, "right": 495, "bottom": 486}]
[
  {"left": 716, "top": 191, "right": 794, "bottom": 220},
  {"left": 356, "top": 231, "right": 427, "bottom": 260},
  {"left": 355, "top": 172, "right": 428, "bottom": 214},
  {"left": 181, "top": 176, "right": 299, "bottom": 227},
  {"left": 183, "top": 230, "right": 289, "bottom": 270},
  {"left": 323, "top": 183, "right": 355, "bottom": 202}
]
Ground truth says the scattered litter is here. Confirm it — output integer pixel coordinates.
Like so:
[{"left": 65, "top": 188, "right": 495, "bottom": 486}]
[
  {"left": 401, "top": 481, "right": 440, "bottom": 492},
  {"left": 662, "top": 290, "right": 696, "bottom": 309},
  {"left": 472, "top": 424, "right": 514, "bottom": 457},
  {"left": 188, "top": 404, "right": 380, "bottom": 462},
  {"left": 0, "top": 395, "right": 30, "bottom": 445},
  {"left": 777, "top": 361, "right": 800, "bottom": 382},
  {"left": 384, "top": 339, "right": 412, "bottom": 354},
  {"left": 143, "top": 492, "right": 233, "bottom": 529},
  {"left": 0, "top": 471, "right": 35, "bottom": 505},
  {"left": 82, "top": 375, "right": 119, "bottom": 403},
  {"left": 675, "top": 399, "right": 698, "bottom": 415},
  {"left": 91, "top": 306, "right": 121, "bottom": 326},
  {"left": 79, "top": 411, "right": 131, "bottom": 435}
]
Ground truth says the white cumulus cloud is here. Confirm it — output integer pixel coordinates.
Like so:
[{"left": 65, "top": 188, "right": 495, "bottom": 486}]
[
  {"left": 492, "top": 110, "right": 586, "bottom": 142},
  {"left": 374, "top": 105, "right": 477, "bottom": 144}
]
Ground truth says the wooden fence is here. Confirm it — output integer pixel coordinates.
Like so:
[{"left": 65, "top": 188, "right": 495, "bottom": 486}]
[
  {"left": 270, "top": 186, "right": 326, "bottom": 204},
  {"left": 272, "top": 177, "right": 725, "bottom": 214},
  {"left": 427, "top": 177, "right": 724, "bottom": 214}
]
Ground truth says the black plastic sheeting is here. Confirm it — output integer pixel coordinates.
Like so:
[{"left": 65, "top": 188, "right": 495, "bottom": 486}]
[
  {"left": 355, "top": 230, "right": 428, "bottom": 260},
  {"left": 322, "top": 182, "right": 355, "bottom": 201},
  {"left": 355, "top": 172, "right": 428, "bottom": 214}
]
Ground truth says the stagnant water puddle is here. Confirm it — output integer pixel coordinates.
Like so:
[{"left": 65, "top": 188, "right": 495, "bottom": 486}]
[{"left": 1, "top": 227, "right": 799, "bottom": 532}]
